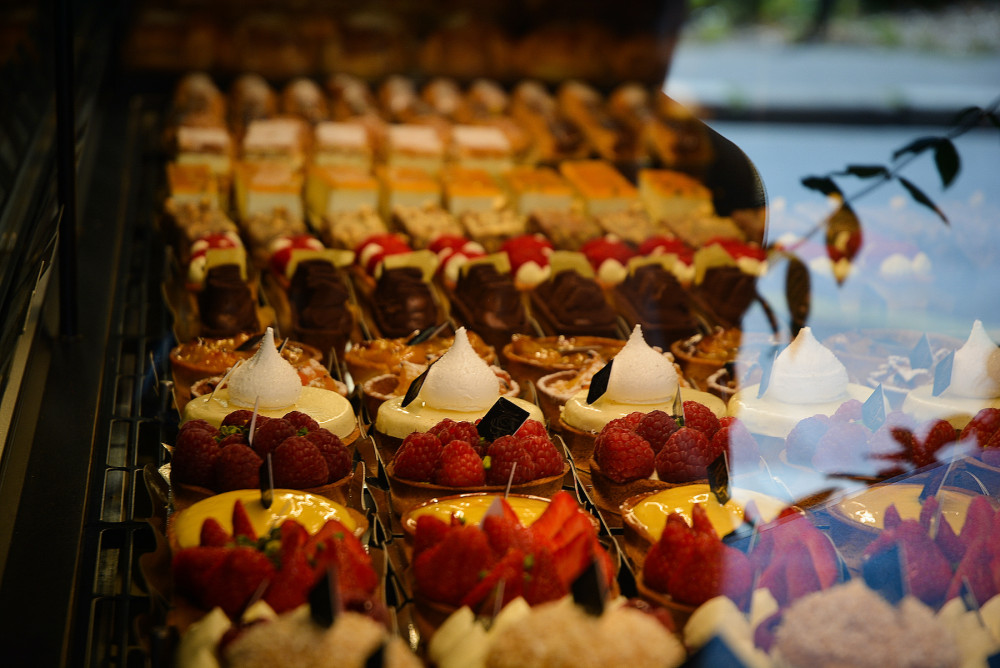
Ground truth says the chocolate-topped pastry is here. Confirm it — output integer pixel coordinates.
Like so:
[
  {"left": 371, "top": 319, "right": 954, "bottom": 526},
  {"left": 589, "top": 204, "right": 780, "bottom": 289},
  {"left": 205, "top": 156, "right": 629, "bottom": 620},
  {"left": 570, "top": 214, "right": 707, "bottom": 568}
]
[
  {"left": 370, "top": 266, "right": 439, "bottom": 338},
  {"left": 287, "top": 259, "right": 355, "bottom": 355},
  {"left": 530, "top": 269, "right": 621, "bottom": 338},
  {"left": 611, "top": 264, "right": 698, "bottom": 350},
  {"left": 449, "top": 263, "right": 531, "bottom": 351},
  {"left": 689, "top": 266, "right": 758, "bottom": 329},
  {"left": 197, "top": 264, "right": 258, "bottom": 337}
]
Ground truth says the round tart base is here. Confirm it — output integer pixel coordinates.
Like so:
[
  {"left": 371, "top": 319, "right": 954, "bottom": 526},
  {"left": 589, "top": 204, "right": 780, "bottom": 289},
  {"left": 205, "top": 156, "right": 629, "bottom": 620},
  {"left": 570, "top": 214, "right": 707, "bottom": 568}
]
[
  {"left": 170, "top": 469, "right": 356, "bottom": 514},
  {"left": 587, "top": 458, "right": 677, "bottom": 515},
  {"left": 553, "top": 417, "right": 597, "bottom": 470},
  {"left": 385, "top": 461, "right": 570, "bottom": 516}
]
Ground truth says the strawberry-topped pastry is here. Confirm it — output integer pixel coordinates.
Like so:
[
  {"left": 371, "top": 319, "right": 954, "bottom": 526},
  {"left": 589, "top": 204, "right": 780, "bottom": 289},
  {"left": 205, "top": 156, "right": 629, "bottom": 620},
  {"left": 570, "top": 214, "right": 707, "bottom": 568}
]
[
  {"left": 409, "top": 491, "right": 617, "bottom": 626},
  {"left": 354, "top": 232, "right": 412, "bottom": 279},
  {"left": 172, "top": 405, "right": 355, "bottom": 508},
  {"left": 385, "top": 417, "right": 568, "bottom": 514},
  {"left": 580, "top": 234, "right": 636, "bottom": 287},
  {"left": 169, "top": 499, "right": 375, "bottom": 627},
  {"left": 638, "top": 235, "right": 694, "bottom": 284},
  {"left": 185, "top": 231, "right": 245, "bottom": 290},
  {"left": 638, "top": 502, "right": 754, "bottom": 627},
  {"left": 699, "top": 235, "right": 768, "bottom": 276},
  {"left": 266, "top": 233, "right": 325, "bottom": 285},
  {"left": 428, "top": 234, "right": 487, "bottom": 289},
  {"left": 499, "top": 233, "right": 553, "bottom": 290}
]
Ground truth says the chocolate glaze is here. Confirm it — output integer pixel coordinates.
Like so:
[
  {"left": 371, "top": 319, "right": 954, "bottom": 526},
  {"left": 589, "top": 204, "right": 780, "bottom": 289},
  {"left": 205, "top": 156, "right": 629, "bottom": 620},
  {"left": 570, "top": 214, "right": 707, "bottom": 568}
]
[
  {"left": 197, "top": 264, "right": 259, "bottom": 337},
  {"left": 690, "top": 266, "right": 759, "bottom": 329},
  {"left": 450, "top": 263, "right": 531, "bottom": 350},
  {"left": 612, "top": 264, "right": 698, "bottom": 349},
  {"left": 288, "top": 259, "right": 354, "bottom": 355},
  {"left": 370, "top": 266, "right": 439, "bottom": 338},
  {"left": 530, "top": 269, "right": 621, "bottom": 338}
]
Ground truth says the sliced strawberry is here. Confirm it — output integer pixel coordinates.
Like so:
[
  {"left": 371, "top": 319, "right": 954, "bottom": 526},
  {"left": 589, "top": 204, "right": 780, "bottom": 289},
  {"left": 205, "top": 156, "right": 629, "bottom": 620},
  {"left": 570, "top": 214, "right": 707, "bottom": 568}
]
[
  {"left": 529, "top": 491, "right": 578, "bottom": 545},
  {"left": 279, "top": 519, "right": 310, "bottom": 560},
  {"left": 946, "top": 535, "right": 997, "bottom": 604},
  {"left": 414, "top": 525, "right": 496, "bottom": 607},
  {"left": 959, "top": 495, "right": 995, "bottom": 549},
  {"left": 690, "top": 502, "right": 718, "bottom": 539},
  {"left": 523, "top": 547, "right": 566, "bottom": 606},
  {"left": 460, "top": 548, "right": 526, "bottom": 609},
  {"left": 883, "top": 504, "right": 903, "bottom": 531},
  {"left": 231, "top": 500, "right": 257, "bottom": 543},
  {"left": 264, "top": 549, "right": 316, "bottom": 613},
  {"left": 551, "top": 529, "right": 594, "bottom": 588},
  {"left": 551, "top": 510, "right": 596, "bottom": 553},
  {"left": 412, "top": 514, "right": 451, "bottom": 559},
  {"left": 482, "top": 514, "right": 535, "bottom": 557},
  {"left": 200, "top": 518, "right": 231, "bottom": 547},
  {"left": 172, "top": 546, "right": 229, "bottom": 600},
  {"left": 202, "top": 547, "right": 276, "bottom": 618}
]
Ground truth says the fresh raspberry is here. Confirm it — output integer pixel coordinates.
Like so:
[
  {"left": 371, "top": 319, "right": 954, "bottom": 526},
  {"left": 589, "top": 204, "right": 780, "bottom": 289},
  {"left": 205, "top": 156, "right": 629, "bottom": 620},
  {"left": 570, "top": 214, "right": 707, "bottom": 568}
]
[
  {"left": 172, "top": 426, "right": 221, "bottom": 487},
  {"left": 810, "top": 421, "right": 872, "bottom": 475},
  {"left": 434, "top": 440, "right": 486, "bottom": 487},
  {"left": 682, "top": 401, "right": 720, "bottom": 439},
  {"left": 514, "top": 419, "right": 549, "bottom": 441},
  {"left": 832, "top": 399, "right": 864, "bottom": 422},
  {"left": 711, "top": 419, "right": 761, "bottom": 470},
  {"left": 485, "top": 435, "right": 535, "bottom": 485},
  {"left": 717, "top": 416, "right": 739, "bottom": 429},
  {"left": 271, "top": 436, "right": 329, "bottom": 488},
  {"left": 283, "top": 410, "right": 319, "bottom": 433},
  {"left": 213, "top": 443, "right": 263, "bottom": 492},
  {"left": 306, "top": 429, "right": 352, "bottom": 482},
  {"left": 784, "top": 414, "right": 831, "bottom": 465},
  {"left": 594, "top": 428, "right": 654, "bottom": 483},
  {"left": 654, "top": 427, "right": 721, "bottom": 483},
  {"left": 392, "top": 432, "right": 443, "bottom": 482},
  {"left": 520, "top": 434, "right": 564, "bottom": 478},
  {"left": 913, "top": 418, "right": 956, "bottom": 467},
  {"left": 960, "top": 408, "right": 1000, "bottom": 447},
  {"left": 606, "top": 411, "right": 645, "bottom": 433},
  {"left": 635, "top": 410, "right": 680, "bottom": 454},
  {"left": 594, "top": 426, "right": 629, "bottom": 463},
  {"left": 428, "top": 418, "right": 482, "bottom": 452},
  {"left": 251, "top": 418, "right": 298, "bottom": 459},
  {"left": 221, "top": 410, "right": 257, "bottom": 430}
]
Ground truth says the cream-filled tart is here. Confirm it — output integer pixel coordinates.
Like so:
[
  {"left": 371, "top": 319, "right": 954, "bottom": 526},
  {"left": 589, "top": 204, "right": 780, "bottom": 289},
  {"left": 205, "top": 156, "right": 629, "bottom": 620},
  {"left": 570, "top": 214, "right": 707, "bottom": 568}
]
[
  {"left": 182, "top": 328, "right": 358, "bottom": 442},
  {"left": 373, "top": 328, "right": 543, "bottom": 453}
]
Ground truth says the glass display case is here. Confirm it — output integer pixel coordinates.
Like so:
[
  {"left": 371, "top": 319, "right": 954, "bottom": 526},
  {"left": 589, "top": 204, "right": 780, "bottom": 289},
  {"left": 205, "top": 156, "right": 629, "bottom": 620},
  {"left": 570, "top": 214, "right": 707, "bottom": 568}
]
[{"left": 1, "top": 1, "right": 997, "bottom": 666}]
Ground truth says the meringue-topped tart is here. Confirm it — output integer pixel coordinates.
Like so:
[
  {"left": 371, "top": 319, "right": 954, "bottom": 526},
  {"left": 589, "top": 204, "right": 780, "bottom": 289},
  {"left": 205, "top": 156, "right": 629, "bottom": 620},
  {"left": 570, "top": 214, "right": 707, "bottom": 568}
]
[
  {"left": 728, "top": 327, "right": 877, "bottom": 439},
  {"left": 374, "top": 327, "right": 543, "bottom": 439},
  {"left": 172, "top": 488, "right": 361, "bottom": 549},
  {"left": 560, "top": 325, "right": 725, "bottom": 435},
  {"left": 902, "top": 320, "right": 1000, "bottom": 429},
  {"left": 182, "top": 327, "right": 357, "bottom": 439},
  {"left": 832, "top": 483, "right": 989, "bottom": 533}
]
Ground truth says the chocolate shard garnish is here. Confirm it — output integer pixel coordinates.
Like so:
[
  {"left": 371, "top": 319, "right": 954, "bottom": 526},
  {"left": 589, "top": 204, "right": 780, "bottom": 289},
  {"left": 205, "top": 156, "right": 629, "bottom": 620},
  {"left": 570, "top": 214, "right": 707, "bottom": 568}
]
[
  {"left": 259, "top": 452, "right": 274, "bottom": 510},
  {"left": 909, "top": 333, "right": 935, "bottom": 370},
  {"left": 756, "top": 343, "right": 785, "bottom": 399},
  {"left": 363, "top": 640, "right": 388, "bottom": 668},
  {"left": 862, "top": 384, "right": 886, "bottom": 432},
  {"left": 476, "top": 397, "right": 530, "bottom": 442},
  {"left": 863, "top": 542, "right": 907, "bottom": 604},
  {"left": 722, "top": 519, "right": 755, "bottom": 551},
  {"left": 586, "top": 359, "right": 613, "bottom": 405},
  {"left": 406, "top": 321, "right": 448, "bottom": 345},
  {"left": 932, "top": 350, "right": 954, "bottom": 397},
  {"left": 401, "top": 360, "right": 435, "bottom": 408},
  {"left": 707, "top": 451, "right": 731, "bottom": 506},
  {"left": 309, "top": 565, "right": 341, "bottom": 628},
  {"left": 570, "top": 558, "right": 607, "bottom": 617}
]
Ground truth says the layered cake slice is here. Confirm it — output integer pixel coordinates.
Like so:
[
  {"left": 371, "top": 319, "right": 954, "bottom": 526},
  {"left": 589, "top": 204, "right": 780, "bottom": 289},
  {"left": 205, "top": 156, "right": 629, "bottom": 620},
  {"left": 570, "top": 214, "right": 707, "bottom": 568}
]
[
  {"left": 557, "top": 80, "right": 640, "bottom": 163},
  {"left": 279, "top": 77, "right": 328, "bottom": 125},
  {"left": 638, "top": 168, "right": 714, "bottom": 224},
  {"left": 241, "top": 117, "right": 310, "bottom": 170},
  {"left": 305, "top": 164, "right": 378, "bottom": 219},
  {"left": 441, "top": 165, "right": 505, "bottom": 216},
  {"left": 377, "top": 165, "right": 441, "bottom": 220},
  {"left": 234, "top": 161, "right": 304, "bottom": 222},
  {"left": 510, "top": 80, "right": 589, "bottom": 163},
  {"left": 173, "top": 125, "right": 233, "bottom": 179},
  {"left": 385, "top": 123, "right": 445, "bottom": 174},
  {"left": 312, "top": 120, "right": 372, "bottom": 169},
  {"left": 560, "top": 160, "right": 638, "bottom": 217},
  {"left": 166, "top": 162, "right": 219, "bottom": 209},
  {"left": 503, "top": 165, "right": 574, "bottom": 216},
  {"left": 447, "top": 124, "right": 513, "bottom": 175}
]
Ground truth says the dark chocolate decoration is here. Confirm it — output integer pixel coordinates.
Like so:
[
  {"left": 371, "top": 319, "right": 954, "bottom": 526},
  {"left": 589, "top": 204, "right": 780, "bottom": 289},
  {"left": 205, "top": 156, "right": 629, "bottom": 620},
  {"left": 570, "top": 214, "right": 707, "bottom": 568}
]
[
  {"left": 372, "top": 266, "right": 439, "bottom": 339},
  {"left": 960, "top": 576, "right": 980, "bottom": 613},
  {"left": 909, "top": 333, "right": 935, "bottom": 371},
  {"left": 198, "top": 264, "right": 259, "bottom": 337},
  {"left": 681, "top": 635, "right": 750, "bottom": 668},
  {"left": 401, "top": 360, "right": 435, "bottom": 408},
  {"left": 756, "top": 343, "right": 785, "bottom": 399},
  {"left": 406, "top": 321, "right": 449, "bottom": 345},
  {"left": 707, "top": 451, "right": 731, "bottom": 505},
  {"left": 586, "top": 360, "right": 613, "bottom": 405},
  {"left": 570, "top": 558, "right": 606, "bottom": 617},
  {"left": 259, "top": 452, "right": 274, "bottom": 510},
  {"left": 364, "top": 640, "right": 388, "bottom": 668},
  {"left": 862, "top": 384, "right": 886, "bottom": 432},
  {"left": 932, "top": 350, "right": 954, "bottom": 397},
  {"left": 722, "top": 520, "right": 755, "bottom": 550},
  {"left": 476, "top": 397, "right": 530, "bottom": 442},
  {"left": 309, "top": 566, "right": 341, "bottom": 628},
  {"left": 863, "top": 542, "right": 907, "bottom": 604}
]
